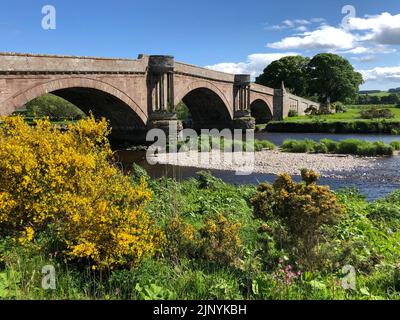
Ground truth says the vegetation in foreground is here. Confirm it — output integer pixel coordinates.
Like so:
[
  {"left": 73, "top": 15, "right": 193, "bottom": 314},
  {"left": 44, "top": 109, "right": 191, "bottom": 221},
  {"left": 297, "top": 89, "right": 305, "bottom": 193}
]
[{"left": 1, "top": 116, "right": 400, "bottom": 300}]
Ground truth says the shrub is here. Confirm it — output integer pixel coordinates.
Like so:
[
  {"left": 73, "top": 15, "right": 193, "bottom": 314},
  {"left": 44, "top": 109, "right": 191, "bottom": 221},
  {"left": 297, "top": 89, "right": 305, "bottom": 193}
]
[
  {"left": 313, "top": 143, "right": 328, "bottom": 154},
  {"left": 281, "top": 139, "right": 316, "bottom": 153},
  {"left": 360, "top": 108, "right": 395, "bottom": 119},
  {"left": 337, "top": 139, "right": 393, "bottom": 156},
  {"left": 0, "top": 116, "right": 163, "bottom": 271},
  {"left": 390, "top": 141, "right": 400, "bottom": 151},
  {"left": 163, "top": 214, "right": 243, "bottom": 267},
  {"left": 251, "top": 169, "right": 344, "bottom": 270},
  {"left": 254, "top": 139, "right": 276, "bottom": 151},
  {"left": 288, "top": 109, "right": 298, "bottom": 117},
  {"left": 320, "top": 139, "right": 339, "bottom": 153},
  {"left": 164, "top": 217, "right": 197, "bottom": 262},
  {"left": 199, "top": 213, "right": 243, "bottom": 266},
  {"left": 334, "top": 102, "right": 347, "bottom": 113}
]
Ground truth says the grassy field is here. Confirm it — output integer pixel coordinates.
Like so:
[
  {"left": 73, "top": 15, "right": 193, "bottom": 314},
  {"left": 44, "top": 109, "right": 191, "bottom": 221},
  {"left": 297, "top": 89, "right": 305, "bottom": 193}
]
[
  {"left": 359, "top": 92, "right": 390, "bottom": 98},
  {"left": 283, "top": 105, "right": 400, "bottom": 123}
]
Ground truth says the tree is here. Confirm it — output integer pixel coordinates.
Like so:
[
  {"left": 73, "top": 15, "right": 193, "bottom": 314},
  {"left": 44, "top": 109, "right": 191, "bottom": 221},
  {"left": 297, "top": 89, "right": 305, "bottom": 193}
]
[
  {"left": 255, "top": 56, "right": 310, "bottom": 96},
  {"left": 307, "top": 53, "right": 363, "bottom": 104}
]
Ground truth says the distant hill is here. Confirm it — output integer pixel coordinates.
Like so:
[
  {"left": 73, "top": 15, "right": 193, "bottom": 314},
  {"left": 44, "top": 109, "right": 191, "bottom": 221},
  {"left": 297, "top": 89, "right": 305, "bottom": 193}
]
[
  {"left": 359, "top": 90, "right": 390, "bottom": 97},
  {"left": 389, "top": 87, "right": 400, "bottom": 93},
  {"left": 359, "top": 90, "right": 382, "bottom": 94}
]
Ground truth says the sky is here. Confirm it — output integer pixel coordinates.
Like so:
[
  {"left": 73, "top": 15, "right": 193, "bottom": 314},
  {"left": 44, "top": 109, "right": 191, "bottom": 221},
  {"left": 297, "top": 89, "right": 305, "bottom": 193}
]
[{"left": 0, "top": 0, "right": 399, "bottom": 90}]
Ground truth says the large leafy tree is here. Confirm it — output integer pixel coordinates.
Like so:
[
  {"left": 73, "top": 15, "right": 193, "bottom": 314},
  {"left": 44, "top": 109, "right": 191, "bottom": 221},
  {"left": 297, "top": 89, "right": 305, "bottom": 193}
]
[
  {"left": 255, "top": 56, "right": 310, "bottom": 96},
  {"left": 307, "top": 53, "right": 363, "bottom": 103}
]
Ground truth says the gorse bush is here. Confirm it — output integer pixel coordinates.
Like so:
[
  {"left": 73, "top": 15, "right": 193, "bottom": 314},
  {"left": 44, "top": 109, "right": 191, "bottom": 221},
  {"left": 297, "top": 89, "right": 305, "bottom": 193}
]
[
  {"left": 0, "top": 116, "right": 163, "bottom": 271},
  {"left": 251, "top": 169, "right": 344, "bottom": 270},
  {"left": 163, "top": 214, "right": 243, "bottom": 267}
]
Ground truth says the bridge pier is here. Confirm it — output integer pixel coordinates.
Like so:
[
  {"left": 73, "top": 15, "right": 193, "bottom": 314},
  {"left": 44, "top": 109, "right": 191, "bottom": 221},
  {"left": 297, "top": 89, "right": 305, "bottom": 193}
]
[
  {"left": 232, "top": 74, "right": 255, "bottom": 130},
  {"left": 147, "top": 55, "right": 183, "bottom": 139}
]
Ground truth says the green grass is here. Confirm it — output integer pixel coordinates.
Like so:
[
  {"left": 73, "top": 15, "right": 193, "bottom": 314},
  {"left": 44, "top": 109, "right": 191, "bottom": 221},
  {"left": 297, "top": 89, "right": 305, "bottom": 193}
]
[
  {"left": 283, "top": 105, "right": 400, "bottom": 123},
  {"left": 360, "top": 91, "right": 390, "bottom": 97},
  {"left": 281, "top": 138, "right": 396, "bottom": 156},
  {"left": 3, "top": 172, "right": 400, "bottom": 300}
]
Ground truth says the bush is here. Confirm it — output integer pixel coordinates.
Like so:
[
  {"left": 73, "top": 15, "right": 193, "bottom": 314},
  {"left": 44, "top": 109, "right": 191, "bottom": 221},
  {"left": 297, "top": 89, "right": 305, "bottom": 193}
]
[
  {"left": 390, "top": 141, "right": 400, "bottom": 151},
  {"left": 0, "top": 116, "right": 163, "bottom": 271},
  {"left": 288, "top": 109, "right": 298, "bottom": 117},
  {"left": 254, "top": 139, "right": 276, "bottom": 151},
  {"left": 337, "top": 139, "right": 393, "bottom": 156},
  {"left": 164, "top": 217, "right": 197, "bottom": 262},
  {"left": 199, "top": 213, "right": 243, "bottom": 266},
  {"left": 251, "top": 170, "right": 344, "bottom": 270},
  {"left": 313, "top": 142, "right": 328, "bottom": 154},
  {"left": 281, "top": 139, "right": 316, "bottom": 153},
  {"left": 320, "top": 139, "right": 339, "bottom": 153},
  {"left": 333, "top": 102, "right": 347, "bottom": 113},
  {"left": 360, "top": 108, "right": 395, "bottom": 119},
  {"left": 163, "top": 214, "right": 243, "bottom": 267}
]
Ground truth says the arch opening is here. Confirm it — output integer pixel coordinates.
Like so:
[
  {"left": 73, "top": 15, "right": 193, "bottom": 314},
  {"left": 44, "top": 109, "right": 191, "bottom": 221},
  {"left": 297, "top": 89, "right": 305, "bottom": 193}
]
[
  {"left": 250, "top": 99, "right": 273, "bottom": 124},
  {"left": 10, "top": 81, "right": 148, "bottom": 145},
  {"left": 179, "top": 87, "right": 232, "bottom": 131}
]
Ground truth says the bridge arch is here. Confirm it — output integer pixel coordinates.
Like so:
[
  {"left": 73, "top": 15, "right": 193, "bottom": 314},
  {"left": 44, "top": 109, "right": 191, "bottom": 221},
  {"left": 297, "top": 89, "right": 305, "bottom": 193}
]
[
  {"left": 174, "top": 80, "right": 232, "bottom": 130},
  {"left": 3, "top": 77, "right": 147, "bottom": 129},
  {"left": 250, "top": 98, "right": 273, "bottom": 124}
]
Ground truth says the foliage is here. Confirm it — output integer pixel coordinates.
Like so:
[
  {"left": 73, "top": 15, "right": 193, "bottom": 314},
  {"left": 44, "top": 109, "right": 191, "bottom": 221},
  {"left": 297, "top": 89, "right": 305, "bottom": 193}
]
[
  {"left": 255, "top": 56, "right": 310, "bottom": 96},
  {"left": 266, "top": 119, "right": 400, "bottom": 134},
  {"left": 24, "top": 94, "right": 86, "bottom": 121},
  {"left": 198, "top": 213, "right": 243, "bottom": 266},
  {"left": 390, "top": 141, "right": 400, "bottom": 151},
  {"left": 0, "top": 115, "right": 163, "bottom": 271},
  {"left": 251, "top": 170, "right": 344, "bottom": 270},
  {"left": 288, "top": 109, "right": 298, "bottom": 117},
  {"left": 332, "top": 102, "right": 347, "bottom": 113},
  {"left": 360, "top": 108, "right": 395, "bottom": 119},
  {"left": 307, "top": 53, "right": 364, "bottom": 103},
  {"left": 281, "top": 138, "right": 393, "bottom": 156}
]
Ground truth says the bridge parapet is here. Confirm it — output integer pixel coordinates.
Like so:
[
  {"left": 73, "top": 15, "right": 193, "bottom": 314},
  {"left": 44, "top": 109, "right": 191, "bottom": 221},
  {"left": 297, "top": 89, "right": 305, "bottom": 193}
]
[
  {"left": 175, "top": 62, "right": 235, "bottom": 83},
  {"left": 0, "top": 53, "right": 147, "bottom": 74}
]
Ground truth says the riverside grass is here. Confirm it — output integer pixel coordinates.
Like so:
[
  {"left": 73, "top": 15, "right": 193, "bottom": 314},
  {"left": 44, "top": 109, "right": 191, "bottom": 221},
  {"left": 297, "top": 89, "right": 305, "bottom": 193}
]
[
  {"left": 281, "top": 138, "right": 396, "bottom": 156},
  {"left": 2, "top": 171, "right": 400, "bottom": 300},
  {"left": 266, "top": 105, "right": 400, "bottom": 134}
]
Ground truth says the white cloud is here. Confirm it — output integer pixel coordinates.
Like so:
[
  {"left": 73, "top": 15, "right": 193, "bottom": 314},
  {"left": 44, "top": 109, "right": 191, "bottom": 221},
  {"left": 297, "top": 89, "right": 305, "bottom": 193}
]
[
  {"left": 267, "top": 26, "right": 355, "bottom": 50},
  {"left": 351, "top": 55, "right": 376, "bottom": 63},
  {"left": 205, "top": 52, "right": 300, "bottom": 78},
  {"left": 348, "top": 12, "right": 400, "bottom": 45},
  {"left": 359, "top": 66, "right": 400, "bottom": 82},
  {"left": 266, "top": 17, "right": 322, "bottom": 31}
]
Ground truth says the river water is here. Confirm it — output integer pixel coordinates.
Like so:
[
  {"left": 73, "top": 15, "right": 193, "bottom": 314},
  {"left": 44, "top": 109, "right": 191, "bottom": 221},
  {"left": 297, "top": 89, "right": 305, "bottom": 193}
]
[{"left": 115, "top": 132, "right": 400, "bottom": 201}]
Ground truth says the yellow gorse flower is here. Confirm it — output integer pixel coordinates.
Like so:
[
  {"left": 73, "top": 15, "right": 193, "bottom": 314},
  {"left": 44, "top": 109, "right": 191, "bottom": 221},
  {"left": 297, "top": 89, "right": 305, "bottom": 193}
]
[{"left": 0, "top": 115, "right": 163, "bottom": 270}]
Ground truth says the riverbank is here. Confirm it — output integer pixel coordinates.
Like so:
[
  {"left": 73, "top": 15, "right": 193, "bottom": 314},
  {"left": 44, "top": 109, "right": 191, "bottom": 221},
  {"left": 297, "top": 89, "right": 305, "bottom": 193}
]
[
  {"left": 153, "top": 150, "right": 380, "bottom": 178},
  {"left": 265, "top": 105, "right": 400, "bottom": 134}
]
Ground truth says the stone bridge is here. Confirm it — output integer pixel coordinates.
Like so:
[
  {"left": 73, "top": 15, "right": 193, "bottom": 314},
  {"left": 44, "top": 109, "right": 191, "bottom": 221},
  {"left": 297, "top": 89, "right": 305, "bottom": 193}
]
[{"left": 0, "top": 53, "right": 319, "bottom": 142}]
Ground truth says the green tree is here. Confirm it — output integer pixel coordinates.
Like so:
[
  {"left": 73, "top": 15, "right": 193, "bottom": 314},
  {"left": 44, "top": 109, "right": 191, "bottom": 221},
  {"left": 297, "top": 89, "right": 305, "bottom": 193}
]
[
  {"left": 307, "top": 53, "right": 363, "bottom": 104},
  {"left": 255, "top": 56, "right": 310, "bottom": 96},
  {"left": 25, "top": 94, "right": 86, "bottom": 120}
]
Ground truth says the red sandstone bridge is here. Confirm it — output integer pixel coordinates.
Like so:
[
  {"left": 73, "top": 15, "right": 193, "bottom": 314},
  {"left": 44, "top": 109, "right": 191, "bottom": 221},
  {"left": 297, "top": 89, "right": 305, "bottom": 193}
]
[{"left": 0, "top": 53, "right": 319, "bottom": 142}]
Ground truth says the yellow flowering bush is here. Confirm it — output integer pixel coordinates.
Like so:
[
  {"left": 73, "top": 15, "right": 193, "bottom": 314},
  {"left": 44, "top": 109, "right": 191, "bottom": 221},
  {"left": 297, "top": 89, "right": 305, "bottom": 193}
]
[
  {"left": 251, "top": 169, "right": 344, "bottom": 269},
  {"left": 164, "top": 214, "right": 243, "bottom": 266},
  {"left": 0, "top": 115, "right": 163, "bottom": 270}
]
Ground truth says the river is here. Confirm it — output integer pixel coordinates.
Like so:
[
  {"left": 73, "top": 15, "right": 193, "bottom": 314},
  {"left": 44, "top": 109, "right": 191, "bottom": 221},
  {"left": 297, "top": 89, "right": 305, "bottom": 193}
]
[{"left": 115, "top": 132, "right": 400, "bottom": 201}]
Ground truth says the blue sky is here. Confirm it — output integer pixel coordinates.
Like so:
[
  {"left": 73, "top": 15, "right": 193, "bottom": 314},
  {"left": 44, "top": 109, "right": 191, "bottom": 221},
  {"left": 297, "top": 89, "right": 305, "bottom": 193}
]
[{"left": 0, "top": 0, "right": 399, "bottom": 89}]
